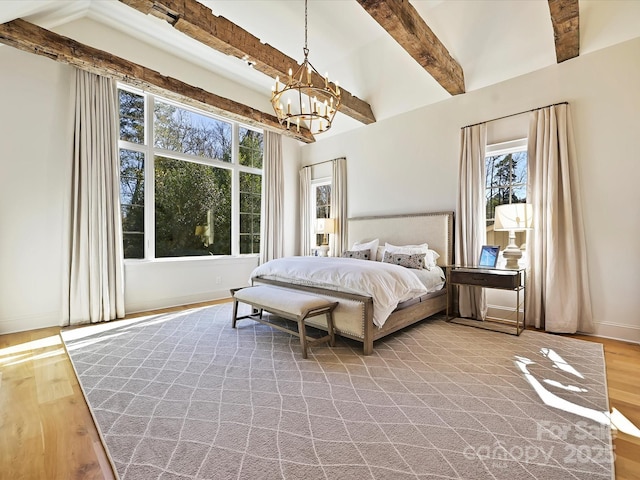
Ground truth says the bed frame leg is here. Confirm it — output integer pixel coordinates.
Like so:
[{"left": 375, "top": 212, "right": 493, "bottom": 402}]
[{"left": 363, "top": 339, "right": 373, "bottom": 356}]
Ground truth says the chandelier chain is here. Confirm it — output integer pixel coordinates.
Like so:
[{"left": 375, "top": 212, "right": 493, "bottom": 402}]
[{"left": 304, "top": 0, "right": 308, "bottom": 52}]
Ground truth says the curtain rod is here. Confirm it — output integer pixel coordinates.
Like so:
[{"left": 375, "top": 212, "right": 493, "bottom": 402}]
[
  {"left": 302, "top": 158, "right": 337, "bottom": 169},
  {"left": 462, "top": 101, "right": 568, "bottom": 129}
]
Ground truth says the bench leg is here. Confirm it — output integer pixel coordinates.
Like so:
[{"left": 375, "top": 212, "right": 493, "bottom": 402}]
[
  {"left": 297, "top": 319, "right": 308, "bottom": 359},
  {"left": 232, "top": 299, "right": 239, "bottom": 328},
  {"left": 326, "top": 312, "right": 335, "bottom": 347}
]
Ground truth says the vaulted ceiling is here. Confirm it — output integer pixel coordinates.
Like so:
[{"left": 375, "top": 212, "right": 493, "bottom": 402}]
[{"left": 1, "top": 0, "right": 640, "bottom": 141}]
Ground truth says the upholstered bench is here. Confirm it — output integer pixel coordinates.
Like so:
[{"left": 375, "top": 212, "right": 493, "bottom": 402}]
[{"left": 231, "top": 285, "right": 337, "bottom": 358}]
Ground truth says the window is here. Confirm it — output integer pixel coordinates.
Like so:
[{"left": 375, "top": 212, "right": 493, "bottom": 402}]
[
  {"left": 118, "top": 86, "right": 263, "bottom": 259},
  {"left": 485, "top": 139, "right": 528, "bottom": 248},
  {"left": 312, "top": 179, "right": 331, "bottom": 247},
  {"left": 239, "top": 171, "right": 261, "bottom": 254}
]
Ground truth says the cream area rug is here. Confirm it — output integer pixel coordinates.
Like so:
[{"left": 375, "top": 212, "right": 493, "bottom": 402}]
[{"left": 62, "top": 303, "right": 614, "bottom": 480}]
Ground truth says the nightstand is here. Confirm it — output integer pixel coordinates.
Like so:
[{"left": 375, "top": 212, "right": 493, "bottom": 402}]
[{"left": 446, "top": 266, "right": 526, "bottom": 335}]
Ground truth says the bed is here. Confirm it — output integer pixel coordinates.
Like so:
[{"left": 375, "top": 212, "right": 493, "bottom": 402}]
[{"left": 251, "top": 211, "right": 454, "bottom": 355}]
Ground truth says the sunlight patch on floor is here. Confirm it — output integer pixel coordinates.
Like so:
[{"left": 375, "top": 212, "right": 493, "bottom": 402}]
[
  {"left": 3, "top": 348, "right": 66, "bottom": 367},
  {"left": 543, "top": 378, "right": 588, "bottom": 393},
  {"left": 540, "top": 347, "right": 584, "bottom": 378},
  {"left": 0, "top": 335, "right": 61, "bottom": 358},
  {"left": 515, "top": 350, "right": 610, "bottom": 425},
  {"left": 61, "top": 308, "right": 209, "bottom": 342},
  {"left": 610, "top": 407, "right": 640, "bottom": 439}
]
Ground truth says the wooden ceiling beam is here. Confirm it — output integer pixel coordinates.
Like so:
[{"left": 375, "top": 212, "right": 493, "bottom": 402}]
[
  {"left": 548, "top": 0, "right": 580, "bottom": 63},
  {"left": 118, "top": 0, "right": 377, "bottom": 126},
  {"left": 0, "top": 18, "right": 315, "bottom": 143},
  {"left": 356, "top": 0, "right": 464, "bottom": 96}
]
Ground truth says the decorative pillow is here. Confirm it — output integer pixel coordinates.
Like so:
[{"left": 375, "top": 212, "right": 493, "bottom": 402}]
[
  {"left": 341, "top": 250, "right": 370, "bottom": 260},
  {"left": 383, "top": 242, "right": 430, "bottom": 268},
  {"left": 375, "top": 245, "right": 385, "bottom": 262},
  {"left": 351, "top": 238, "right": 379, "bottom": 261},
  {"left": 382, "top": 251, "right": 425, "bottom": 269}
]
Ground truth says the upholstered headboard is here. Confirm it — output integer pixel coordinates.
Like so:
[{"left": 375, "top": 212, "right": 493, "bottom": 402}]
[{"left": 347, "top": 211, "right": 454, "bottom": 266}]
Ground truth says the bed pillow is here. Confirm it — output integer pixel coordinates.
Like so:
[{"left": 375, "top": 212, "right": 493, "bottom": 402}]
[
  {"left": 351, "top": 239, "right": 379, "bottom": 261},
  {"left": 425, "top": 249, "right": 441, "bottom": 268},
  {"left": 341, "top": 250, "right": 370, "bottom": 260},
  {"left": 382, "top": 251, "right": 425, "bottom": 270}
]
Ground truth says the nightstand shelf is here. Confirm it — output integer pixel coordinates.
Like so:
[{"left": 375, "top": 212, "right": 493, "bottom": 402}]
[{"left": 446, "top": 266, "right": 526, "bottom": 335}]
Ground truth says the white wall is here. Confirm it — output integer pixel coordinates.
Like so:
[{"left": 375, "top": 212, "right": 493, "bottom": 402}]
[
  {"left": 300, "top": 37, "right": 640, "bottom": 343},
  {"left": 0, "top": 48, "right": 73, "bottom": 334},
  {"left": 0, "top": 19, "right": 301, "bottom": 333}
]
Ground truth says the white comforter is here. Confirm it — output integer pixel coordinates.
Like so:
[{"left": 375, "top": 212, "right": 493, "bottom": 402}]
[{"left": 250, "top": 256, "right": 430, "bottom": 327}]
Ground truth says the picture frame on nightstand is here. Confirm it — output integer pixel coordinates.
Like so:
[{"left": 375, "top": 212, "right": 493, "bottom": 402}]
[{"left": 479, "top": 245, "right": 500, "bottom": 268}]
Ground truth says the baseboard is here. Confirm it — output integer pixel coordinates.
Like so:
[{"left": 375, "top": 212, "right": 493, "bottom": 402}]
[
  {"left": 0, "top": 310, "right": 60, "bottom": 335},
  {"left": 125, "top": 289, "right": 231, "bottom": 316},
  {"left": 589, "top": 321, "right": 640, "bottom": 345},
  {"left": 486, "top": 304, "right": 522, "bottom": 323},
  {"left": 487, "top": 304, "right": 640, "bottom": 345}
]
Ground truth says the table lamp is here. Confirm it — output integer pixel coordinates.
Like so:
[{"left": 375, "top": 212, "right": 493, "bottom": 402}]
[
  {"left": 493, "top": 203, "right": 533, "bottom": 269},
  {"left": 314, "top": 218, "right": 336, "bottom": 256}
]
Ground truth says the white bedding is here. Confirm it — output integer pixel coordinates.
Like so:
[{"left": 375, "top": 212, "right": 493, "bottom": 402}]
[
  {"left": 250, "top": 256, "right": 440, "bottom": 328},
  {"left": 412, "top": 266, "right": 446, "bottom": 292}
]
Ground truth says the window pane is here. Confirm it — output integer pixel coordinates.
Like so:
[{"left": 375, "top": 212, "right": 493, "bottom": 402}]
[
  {"left": 316, "top": 206, "right": 330, "bottom": 218},
  {"left": 119, "top": 90, "right": 145, "bottom": 144},
  {"left": 240, "top": 235, "right": 250, "bottom": 253},
  {"left": 154, "top": 100, "right": 232, "bottom": 162},
  {"left": 239, "top": 127, "right": 264, "bottom": 168},
  {"left": 123, "top": 232, "right": 144, "bottom": 260},
  {"left": 154, "top": 156, "right": 231, "bottom": 257},
  {"left": 240, "top": 193, "right": 251, "bottom": 212},
  {"left": 487, "top": 154, "right": 515, "bottom": 187},
  {"left": 485, "top": 156, "right": 495, "bottom": 187},
  {"left": 239, "top": 171, "right": 262, "bottom": 254},
  {"left": 512, "top": 185, "right": 527, "bottom": 203},
  {"left": 120, "top": 149, "right": 145, "bottom": 259},
  {"left": 486, "top": 188, "right": 496, "bottom": 224},
  {"left": 316, "top": 185, "right": 331, "bottom": 207},
  {"left": 512, "top": 151, "right": 527, "bottom": 184},
  {"left": 250, "top": 193, "right": 261, "bottom": 213},
  {"left": 251, "top": 234, "right": 260, "bottom": 253},
  {"left": 240, "top": 213, "right": 251, "bottom": 233}
]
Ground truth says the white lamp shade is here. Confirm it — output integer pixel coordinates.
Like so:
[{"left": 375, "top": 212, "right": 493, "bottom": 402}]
[
  {"left": 315, "top": 218, "right": 336, "bottom": 234},
  {"left": 494, "top": 203, "right": 533, "bottom": 231}
]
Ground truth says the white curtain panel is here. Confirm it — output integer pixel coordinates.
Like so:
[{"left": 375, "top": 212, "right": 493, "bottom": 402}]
[
  {"left": 330, "top": 157, "right": 348, "bottom": 257},
  {"left": 259, "top": 131, "right": 284, "bottom": 264},
  {"left": 67, "top": 69, "right": 125, "bottom": 325},
  {"left": 527, "top": 104, "right": 594, "bottom": 333},
  {"left": 456, "top": 124, "right": 488, "bottom": 319},
  {"left": 299, "top": 167, "right": 312, "bottom": 256}
]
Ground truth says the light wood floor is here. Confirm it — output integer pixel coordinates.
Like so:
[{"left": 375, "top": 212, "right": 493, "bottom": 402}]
[{"left": 1, "top": 301, "right": 638, "bottom": 479}]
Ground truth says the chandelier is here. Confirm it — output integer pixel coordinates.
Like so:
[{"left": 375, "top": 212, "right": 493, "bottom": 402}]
[{"left": 270, "top": 0, "right": 341, "bottom": 135}]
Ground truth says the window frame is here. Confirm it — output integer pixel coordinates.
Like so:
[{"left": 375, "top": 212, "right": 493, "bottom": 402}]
[{"left": 118, "top": 84, "right": 263, "bottom": 262}]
